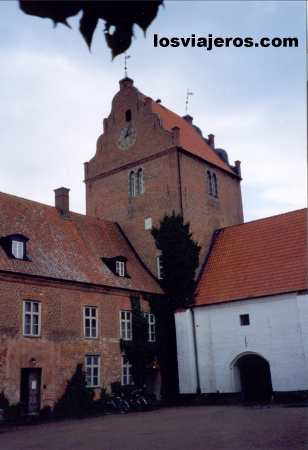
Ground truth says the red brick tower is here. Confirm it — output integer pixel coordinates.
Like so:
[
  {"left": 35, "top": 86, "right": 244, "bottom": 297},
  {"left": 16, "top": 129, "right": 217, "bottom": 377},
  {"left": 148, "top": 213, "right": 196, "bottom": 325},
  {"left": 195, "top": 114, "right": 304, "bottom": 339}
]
[{"left": 85, "top": 78, "right": 243, "bottom": 276}]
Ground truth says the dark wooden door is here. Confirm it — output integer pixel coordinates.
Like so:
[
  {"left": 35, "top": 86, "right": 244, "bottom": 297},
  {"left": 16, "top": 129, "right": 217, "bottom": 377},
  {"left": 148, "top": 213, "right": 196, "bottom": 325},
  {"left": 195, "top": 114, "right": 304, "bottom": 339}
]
[{"left": 21, "top": 369, "right": 41, "bottom": 414}]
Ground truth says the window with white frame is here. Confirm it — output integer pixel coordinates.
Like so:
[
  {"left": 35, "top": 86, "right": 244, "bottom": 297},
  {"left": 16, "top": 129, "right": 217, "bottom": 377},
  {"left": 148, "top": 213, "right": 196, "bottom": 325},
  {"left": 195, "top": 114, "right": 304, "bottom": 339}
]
[
  {"left": 121, "top": 355, "right": 133, "bottom": 385},
  {"left": 144, "top": 312, "right": 156, "bottom": 342},
  {"left": 12, "top": 240, "right": 24, "bottom": 259},
  {"left": 84, "top": 306, "right": 98, "bottom": 338},
  {"left": 116, "top": 260, "right": 125, "bottom": 277},
  {"left": 156, "top": 255, "right": 164, "bottom": 280},
  {"left": 85, "top": 354, "right": 100, "bottom": 387},
  {"left": 23, "top": 300, "right": 41, "bottom": 337},
  {"left": 120, "top": 310, "right": 132, "bottom": 341}
]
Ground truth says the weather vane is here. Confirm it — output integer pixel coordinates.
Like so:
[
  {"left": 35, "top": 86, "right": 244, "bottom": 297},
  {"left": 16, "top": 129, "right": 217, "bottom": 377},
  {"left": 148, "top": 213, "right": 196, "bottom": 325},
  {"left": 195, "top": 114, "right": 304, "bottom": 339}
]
[
  {"left": 124, "top": 54, "right": 131, "bottom": 78},
  {"left": 185, "top": 89, "right": 194, "bottom": 114}
]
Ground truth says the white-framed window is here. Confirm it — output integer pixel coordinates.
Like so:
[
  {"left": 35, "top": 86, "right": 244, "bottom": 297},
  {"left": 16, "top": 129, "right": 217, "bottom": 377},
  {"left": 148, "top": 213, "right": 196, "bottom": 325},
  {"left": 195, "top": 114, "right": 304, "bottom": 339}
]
[
  {"left": 83, "top": 306, "right": 98, "bottom": 338},
  {"left": 121, "top": 355, "right": 133, "bottom": 385},
  {"left": 23, "top": 300, "right": 41, "bottom": 337},
  {"left": 116, "top": 261, "right": 125, "bottom": 277},
  {"left": 120, "top": 310, "right": 132, "bottom": 341},
  {"left": 156, "top": 255, "right": 164, "bottom": 280},
  {"left": 144, "top": 217, "right": 152, "bottom": 230},
  {"left": 12, "top": 240, "right": 24, "bottom": 259},
  {"left": 85, "top": 354, "right": 100, "bottom": 388},
  {"left": 144, "top": 312, "right": 156, "bottom": 342}
]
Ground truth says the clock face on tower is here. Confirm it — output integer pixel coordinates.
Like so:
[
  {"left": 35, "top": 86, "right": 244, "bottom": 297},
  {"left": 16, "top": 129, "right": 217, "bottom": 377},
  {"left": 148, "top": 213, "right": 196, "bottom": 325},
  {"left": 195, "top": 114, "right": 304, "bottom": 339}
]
[{"left": 117, "top": 125, "right": 137, "bottom": 150}]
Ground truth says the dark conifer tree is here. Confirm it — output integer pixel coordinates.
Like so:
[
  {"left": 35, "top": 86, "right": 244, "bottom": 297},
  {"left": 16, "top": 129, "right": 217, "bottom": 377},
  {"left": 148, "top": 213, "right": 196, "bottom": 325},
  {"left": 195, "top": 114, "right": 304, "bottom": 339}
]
[{"left": 151, "top": 212, "right": 200, "bottom": 399}]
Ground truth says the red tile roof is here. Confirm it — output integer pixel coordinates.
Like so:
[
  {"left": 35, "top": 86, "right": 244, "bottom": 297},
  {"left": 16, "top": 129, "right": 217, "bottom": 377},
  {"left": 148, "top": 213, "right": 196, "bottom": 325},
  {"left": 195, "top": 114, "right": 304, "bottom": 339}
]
[
  {"left": 195, "top": 209, "right": 307, "bottom": 306},
  {"left": 0, "top": 192, "right": 161, "bottom": 294},
  {"left": 151, "top": 101, "right": 236, "bottom": 175}
]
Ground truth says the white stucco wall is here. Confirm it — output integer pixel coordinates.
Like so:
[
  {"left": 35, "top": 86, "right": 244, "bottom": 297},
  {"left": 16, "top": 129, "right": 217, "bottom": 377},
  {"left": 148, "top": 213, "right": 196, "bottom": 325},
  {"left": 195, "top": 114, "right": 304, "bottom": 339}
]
[
  {"left": 175, "top": 310, "right": 197, "bottom": 393},
  {"left": 175, "top": 293, "right": 308, "bottom": 394}
]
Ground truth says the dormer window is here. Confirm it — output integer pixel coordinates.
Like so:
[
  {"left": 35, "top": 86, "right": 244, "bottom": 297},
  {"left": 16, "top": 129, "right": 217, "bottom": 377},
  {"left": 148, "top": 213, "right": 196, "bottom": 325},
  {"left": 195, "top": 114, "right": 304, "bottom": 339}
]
[
  {"left": 0, "top": 234, "right": 29, "bottom": 260},
  {"left": 102, "top": 256, "right": 129, "bottom": 278},
  {"left": 116, "top": 260, "right": 125, "bottom": 277}
]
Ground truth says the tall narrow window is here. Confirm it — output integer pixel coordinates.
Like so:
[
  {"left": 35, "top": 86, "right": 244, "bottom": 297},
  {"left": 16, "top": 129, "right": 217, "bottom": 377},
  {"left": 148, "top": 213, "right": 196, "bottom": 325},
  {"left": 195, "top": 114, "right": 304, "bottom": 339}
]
[
  {"left": 121, "top": 355, "right": 133, "bottom": 385},
  {"left": 136, "top": 168, "right": 144, "bottom": 195},
  {"left": 156, "top": 255, "right": 164, "bottom": 280},
  {"left": 116, "top": 260, "right": 125, "bottom": 277},
  {"left": 23, "top": 300, "right": 41, "bottom": 337},
  {"left": 125, "top": 109, "right": 132, "bottom": 122},
  {"left": 84, "top": 306, "right": 98, "bottom": 338},
  {"left": 85, "top": 354, "right": 100, "bottom": 387},
  {"left": 207, "top": 171, "right": 213, "bottom": 196},
  {"left": 129, "top": 171, "right": 136, "bottom": 197},
  {"left": 213, "top": 173, "right": 218, "bottom": 198},
  {"left": 120, "top": 310, "right": 132, "bottom": 341},
  {"left": 144, "top": 313, "right": 156, "bottom": 342}
]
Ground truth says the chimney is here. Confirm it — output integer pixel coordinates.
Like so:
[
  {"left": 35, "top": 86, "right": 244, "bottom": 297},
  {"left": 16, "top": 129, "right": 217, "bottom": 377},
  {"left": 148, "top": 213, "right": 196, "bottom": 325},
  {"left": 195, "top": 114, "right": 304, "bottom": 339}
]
[
  {"left": 54, "top": 187, "right": 70, "bottom": 216},
  {"left": 119, "top": 77, "right": 134, "bottom": 90},
  {"left": 208, "top": 133, "right": 215, "bottom": 148},
  {"left": 182, "top": 114, "right": 193, "bottom": 125},
  {"left": 234, "top": 160, "right": 242, "bottom": 177}
]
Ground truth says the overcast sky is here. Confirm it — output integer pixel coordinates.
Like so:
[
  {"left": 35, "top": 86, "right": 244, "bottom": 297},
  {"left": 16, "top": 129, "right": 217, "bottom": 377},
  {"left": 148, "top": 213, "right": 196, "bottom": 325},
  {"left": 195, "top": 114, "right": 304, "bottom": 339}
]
[{"left": 0, "top": 1, "right": 306, "bottom": 221}]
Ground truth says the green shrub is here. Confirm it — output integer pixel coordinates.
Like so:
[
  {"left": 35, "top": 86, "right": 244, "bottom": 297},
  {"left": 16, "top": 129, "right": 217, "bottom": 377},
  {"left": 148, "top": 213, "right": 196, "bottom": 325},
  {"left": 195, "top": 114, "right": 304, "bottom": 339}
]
[
  {"left": 0, "top": 391, "right": 9, "bottom": 412},
  {"left": 53, "top": 364, "right": 94, "bottom": 418},
  {"left": 4, "top": 403, "right": 22, "bottom": 422}
]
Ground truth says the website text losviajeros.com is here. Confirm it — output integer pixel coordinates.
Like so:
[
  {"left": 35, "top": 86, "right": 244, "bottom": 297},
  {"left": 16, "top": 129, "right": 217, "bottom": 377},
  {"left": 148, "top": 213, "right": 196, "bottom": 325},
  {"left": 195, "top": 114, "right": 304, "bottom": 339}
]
[{"left": 153, "top": 34, "right": 299, "bottom": 50}]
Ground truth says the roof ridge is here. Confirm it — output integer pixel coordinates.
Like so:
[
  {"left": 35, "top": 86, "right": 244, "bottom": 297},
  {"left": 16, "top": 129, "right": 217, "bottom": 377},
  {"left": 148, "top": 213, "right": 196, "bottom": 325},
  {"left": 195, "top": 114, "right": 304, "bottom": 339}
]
[
  {"left": 0, "top": 190, "right": 116, "bottom": 227},
  {"left": 149, "top": 99, "right": 237, "bottom": 176},
  {"left": 220, "top": 208, "right": 307, "bottom": 232}
]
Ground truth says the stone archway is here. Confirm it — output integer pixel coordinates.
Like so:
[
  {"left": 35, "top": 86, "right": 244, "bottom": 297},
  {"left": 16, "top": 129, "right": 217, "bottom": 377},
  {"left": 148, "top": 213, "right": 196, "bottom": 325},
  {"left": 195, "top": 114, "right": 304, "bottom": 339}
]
[{"left": 234, "top": 353, "right": 273, "bottom": 402}]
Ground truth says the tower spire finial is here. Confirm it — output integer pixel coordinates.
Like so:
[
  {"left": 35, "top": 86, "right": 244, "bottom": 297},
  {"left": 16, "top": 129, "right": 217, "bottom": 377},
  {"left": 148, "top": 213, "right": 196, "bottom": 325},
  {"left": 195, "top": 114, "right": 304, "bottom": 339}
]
[
  {"left": 124, "top": 53, "right": 131, "bottom": 78},
  {"left": 185, "top": 89, "right": 194, "bottom": 114}
]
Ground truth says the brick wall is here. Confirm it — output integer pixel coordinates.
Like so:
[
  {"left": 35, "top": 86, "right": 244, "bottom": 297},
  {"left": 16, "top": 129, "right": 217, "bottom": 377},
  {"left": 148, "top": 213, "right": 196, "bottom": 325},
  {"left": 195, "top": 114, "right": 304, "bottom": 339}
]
[
  {"left": 85, "top": 79, "right": 243, "bottom": 275},
  {"left": 0, "top": 276, "right": 151, "bottom": 407}
]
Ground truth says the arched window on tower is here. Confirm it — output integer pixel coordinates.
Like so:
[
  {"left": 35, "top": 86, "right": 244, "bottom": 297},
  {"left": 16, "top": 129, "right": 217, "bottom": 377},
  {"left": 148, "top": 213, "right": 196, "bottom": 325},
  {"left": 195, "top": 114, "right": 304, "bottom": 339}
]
[
  {"left": 136, "top": 168, "right": 144, "bottom": 195},
  {"left": 125, "top": 109, "right": 132, "bottom": 122},
  {"left": 129, "top": 171, "right": 135, "bottom": 197},
  {"left": 212, "top": 173, "right": 218, "bottom": 198},
  {"left": 207, "top": 170, "right": 213, "bottom": 196}
]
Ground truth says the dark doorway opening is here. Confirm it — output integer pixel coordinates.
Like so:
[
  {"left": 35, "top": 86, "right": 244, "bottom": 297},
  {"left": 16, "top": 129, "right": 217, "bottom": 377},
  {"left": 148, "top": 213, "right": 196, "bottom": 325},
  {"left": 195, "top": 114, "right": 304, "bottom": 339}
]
[
  {"left": 20, "top": 368, "right": 42, "bottom": 414},
  {"left": 237, "top": 354, "right": 272, "bottom": 402}
]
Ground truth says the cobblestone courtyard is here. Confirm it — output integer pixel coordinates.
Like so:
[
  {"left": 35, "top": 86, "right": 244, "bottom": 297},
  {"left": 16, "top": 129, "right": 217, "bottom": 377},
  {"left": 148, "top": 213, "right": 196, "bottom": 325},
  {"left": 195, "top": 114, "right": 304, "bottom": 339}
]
[{"left": 1, "top": 405, "right": 307, "bottom": 450}]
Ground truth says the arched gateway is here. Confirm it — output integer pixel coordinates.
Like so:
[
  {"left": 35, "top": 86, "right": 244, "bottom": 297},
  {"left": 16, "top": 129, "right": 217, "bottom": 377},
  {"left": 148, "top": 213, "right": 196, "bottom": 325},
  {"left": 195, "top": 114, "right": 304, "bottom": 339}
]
[{"left": 233, "top": 353, "right": 273, "bottom": 402}]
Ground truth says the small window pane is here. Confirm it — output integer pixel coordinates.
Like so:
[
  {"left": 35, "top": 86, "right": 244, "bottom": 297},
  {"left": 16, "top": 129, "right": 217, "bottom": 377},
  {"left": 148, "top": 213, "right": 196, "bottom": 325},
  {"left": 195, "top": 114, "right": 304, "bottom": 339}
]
[{"left": 240, "top": 314, "right": 250, "bottom": 326}]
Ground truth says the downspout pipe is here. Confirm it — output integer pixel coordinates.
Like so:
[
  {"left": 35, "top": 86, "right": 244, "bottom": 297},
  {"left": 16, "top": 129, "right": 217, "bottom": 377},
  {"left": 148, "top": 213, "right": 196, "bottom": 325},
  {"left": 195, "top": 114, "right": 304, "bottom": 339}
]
[{"left": 191, "top": 308, "right": 201, "bottom": 394}]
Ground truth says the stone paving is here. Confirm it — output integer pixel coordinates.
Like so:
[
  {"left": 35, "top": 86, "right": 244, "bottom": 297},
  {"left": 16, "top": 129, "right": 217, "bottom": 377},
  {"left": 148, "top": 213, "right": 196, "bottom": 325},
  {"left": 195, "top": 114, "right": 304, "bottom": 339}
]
[{"left": 0, "top": 405, "right": 307, "bottom": 450}]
